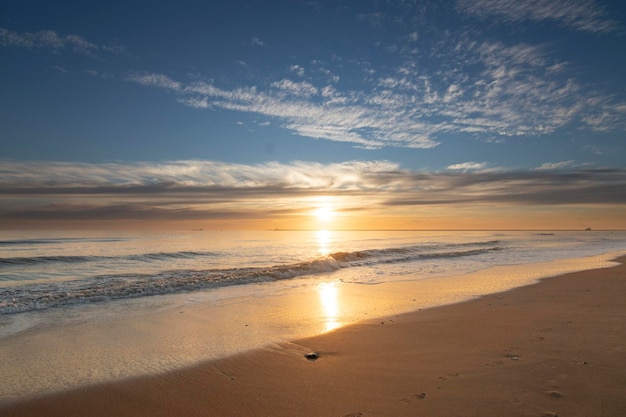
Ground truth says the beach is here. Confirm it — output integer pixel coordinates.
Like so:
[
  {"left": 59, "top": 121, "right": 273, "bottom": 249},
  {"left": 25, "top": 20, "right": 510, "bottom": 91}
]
[{"left": 2, "top": 255, "right": 625, "bottom": 416}]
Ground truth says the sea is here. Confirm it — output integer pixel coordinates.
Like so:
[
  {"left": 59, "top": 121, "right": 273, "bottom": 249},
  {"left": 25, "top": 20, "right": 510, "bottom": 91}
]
[
  {"left": 1, "top": 229, "right": 625, "bottom": 399},
  {"left": 2, "top": 229, "right": 625, "bottom": 319}
]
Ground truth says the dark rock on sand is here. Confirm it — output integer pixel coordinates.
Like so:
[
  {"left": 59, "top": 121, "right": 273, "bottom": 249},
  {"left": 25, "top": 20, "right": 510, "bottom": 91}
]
[{"left": 304, "top": 352, "right": 319, "bottom": 360}]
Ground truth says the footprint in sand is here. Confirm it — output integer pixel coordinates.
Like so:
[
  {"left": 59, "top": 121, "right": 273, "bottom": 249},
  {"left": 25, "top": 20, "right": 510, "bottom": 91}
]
[
  {"left": 343, "top": 413, "right": 363, "bottom": 417},
  {"left": 546, "top": 390, "right": 563, "bottom": 399},
  {"left": 401, "top": 393, "right": 426, "bottom": 403}
]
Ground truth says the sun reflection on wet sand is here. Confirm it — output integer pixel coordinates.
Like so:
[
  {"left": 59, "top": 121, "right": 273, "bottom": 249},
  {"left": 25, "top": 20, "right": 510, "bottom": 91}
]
[{"left": 318, "top": 281, "right": 341, "bottom": 332}]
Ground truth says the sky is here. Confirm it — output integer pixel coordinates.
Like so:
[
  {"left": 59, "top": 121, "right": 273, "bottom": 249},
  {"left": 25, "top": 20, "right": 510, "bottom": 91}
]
[{"left": 1, "top": 0, "right": 625, "bottom": 230}]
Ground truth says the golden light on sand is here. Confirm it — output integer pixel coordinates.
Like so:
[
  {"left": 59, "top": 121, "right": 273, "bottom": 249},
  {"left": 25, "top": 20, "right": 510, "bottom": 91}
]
[{"left": 318, "top": 281, "right": 341, "bottom": 332}]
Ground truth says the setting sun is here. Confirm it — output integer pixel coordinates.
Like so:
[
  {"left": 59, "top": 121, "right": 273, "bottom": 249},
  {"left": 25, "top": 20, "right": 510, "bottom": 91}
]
[{"left": 313, "top": 206, "right": 335, "bottom": 222}]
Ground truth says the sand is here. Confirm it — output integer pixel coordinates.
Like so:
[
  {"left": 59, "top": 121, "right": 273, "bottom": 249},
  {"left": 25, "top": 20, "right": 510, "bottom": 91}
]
[{"left": 2, "top": 257, "right": 625, "bottom": 417}]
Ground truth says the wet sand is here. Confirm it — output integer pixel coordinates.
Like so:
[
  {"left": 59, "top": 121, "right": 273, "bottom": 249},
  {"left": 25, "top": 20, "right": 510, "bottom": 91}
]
[{"left": 2, "top": 257, "right": 626, "bottom": 417}]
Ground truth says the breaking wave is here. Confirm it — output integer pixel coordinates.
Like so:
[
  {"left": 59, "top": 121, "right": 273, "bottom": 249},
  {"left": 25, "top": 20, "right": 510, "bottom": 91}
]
[{"left": 0, "top": 240, "right": 504, "bottom": 314}]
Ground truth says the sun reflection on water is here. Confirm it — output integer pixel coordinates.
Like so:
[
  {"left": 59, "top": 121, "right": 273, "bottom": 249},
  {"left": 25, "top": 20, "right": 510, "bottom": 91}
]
[
  {"left": 315, "top": 229, "right": 332, "bottom": 257},
  {"left": 318, "top": 281, "right": 341, "bottom": 332}
]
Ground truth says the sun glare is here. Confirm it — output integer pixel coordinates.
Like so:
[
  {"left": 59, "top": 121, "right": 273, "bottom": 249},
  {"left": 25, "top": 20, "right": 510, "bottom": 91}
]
[
  {"left": 318, "top": 281, "right": 341, "bottom": 332},
  {"left": 315, "top": 229, "right": 332, "bottom": 256},
  {"left": 309, "top": 196, "right": 340, "bottom": 230},
  {"left": 313, "top": 206, "right": 334, "bottom": 222}
]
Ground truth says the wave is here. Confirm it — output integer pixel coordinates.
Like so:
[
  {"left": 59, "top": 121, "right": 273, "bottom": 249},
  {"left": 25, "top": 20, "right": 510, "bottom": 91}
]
[
  {"left": 0, "top": 237, "right": 127, "bottom": 247},
  {"left": 328, "top": 240, "right": 501, "bottom": 263},
  {"left": 0, "top": 251, "right": 218, "bottom": 267},
  {"left": 0, "top": 240, "right": 504, "bottom": 315}
]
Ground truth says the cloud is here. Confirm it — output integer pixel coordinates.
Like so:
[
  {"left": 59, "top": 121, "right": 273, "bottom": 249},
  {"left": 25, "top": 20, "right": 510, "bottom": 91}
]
[
  {"left": 126, "top": 72, "right": 182, "bottom": 91},
  {"left": 126, "top": 30, "right": 625, "bottom": 149},
  {"left": 172, "top": 76, "right": 438, "bottom": 149},
  {"left": 404, "top": 37, "right": 625, "bottom": 136},
  {"left": 380, "top": 168, "right": 626, "bottom": 207},
  {"left": 447, "top": 162, "right": 488, "bottom": 172},
  {"left": 271, "top": 79, "right": 318, "bottom": 97},
  {"left": 0, "top": 159, "right": 400, "bottom": 223},
  {"left": 289, "top": 65, "right": 305, "bottom": 77},
  {"left": 581, "top": 101, "right": 626, "bottom": 132},
  {"left": 250, "top": 37, "right": 265, "bottom": 47},
  {"left": 456, "top": 0, "right": 617, "bottom": 33},
  {"left": 0, "top": 159, "right": 400, "bottom": 192},
  {"left": 432, "top": 40, "right": 582, "bottom": 136},
  {"left": 0, "top": 28, "right": 123, "bottom": 55},
  {"left": 582, "top": 144, "right": 605, "bottom": 155},
  {"left": 1, "top": 160, "right": 625, "bottom": 224},
  {"left": 534, "top": 160, "right": 577, "bottom": 170}
]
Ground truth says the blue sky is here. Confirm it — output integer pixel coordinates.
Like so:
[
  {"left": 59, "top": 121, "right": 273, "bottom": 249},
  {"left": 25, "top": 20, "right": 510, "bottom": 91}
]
[{"left": 1, "top": 0, "right": 625, "bottom": 229}]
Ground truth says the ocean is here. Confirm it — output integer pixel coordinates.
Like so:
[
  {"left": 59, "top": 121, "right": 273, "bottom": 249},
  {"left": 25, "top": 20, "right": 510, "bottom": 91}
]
[
  {"left": 1, "top": 229, "right": 625, "bottom": 400},
  {"left": 2, "top": 229, "right": 626, "bottom": 318}
]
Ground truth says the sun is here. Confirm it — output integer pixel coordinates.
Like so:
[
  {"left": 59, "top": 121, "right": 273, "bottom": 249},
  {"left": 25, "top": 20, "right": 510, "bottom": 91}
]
[{"left": 313, "top": 206, "right": 335, "bottom": 222}]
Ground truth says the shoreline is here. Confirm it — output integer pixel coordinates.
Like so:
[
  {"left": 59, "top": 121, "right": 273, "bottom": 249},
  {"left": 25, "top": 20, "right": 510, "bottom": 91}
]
[
  {"left": 2, "top": 255, "right": 625, "bottom": 416},
  {"left": 0, "top": 252, "right": 622, "bottom": 401}
]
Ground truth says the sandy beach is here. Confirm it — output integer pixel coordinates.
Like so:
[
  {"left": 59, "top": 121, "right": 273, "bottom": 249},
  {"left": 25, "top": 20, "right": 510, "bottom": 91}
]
[{"left": 2, "top": 256, "right": 626, "bottom": 417}]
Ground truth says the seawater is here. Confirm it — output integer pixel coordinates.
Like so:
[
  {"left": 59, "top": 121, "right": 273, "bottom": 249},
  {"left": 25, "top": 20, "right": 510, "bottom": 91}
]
[{"left": 2, "top": 229, "right": 626, "bottom": 317}]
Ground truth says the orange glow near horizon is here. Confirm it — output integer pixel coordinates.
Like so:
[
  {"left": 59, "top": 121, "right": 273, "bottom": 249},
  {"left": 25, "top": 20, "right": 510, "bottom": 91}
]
[
  {"left": 309, "top": 196, "right": 339, "bottom": 230},
  {"left": 313, "top": 206, "right": 335, "bottom": 222},
  {"left": 2, "top": 198, "right": 626, "bottom": 231}
]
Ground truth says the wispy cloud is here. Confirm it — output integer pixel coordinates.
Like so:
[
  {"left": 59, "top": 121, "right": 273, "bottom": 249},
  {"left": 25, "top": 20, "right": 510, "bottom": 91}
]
[
  {"left": 126, "top": 72, "right": 182, "bottom": 91},
  {"left": 456, "top": 0, "right": 617, "bottom": 33},
  {"left": 289, "top": 64, "right": 305, "bottom": 77},
  {"left": 447, "top": 162, "right": 488, "bottom": 172},
  {"left": 250, "top": 37, "right": 265, "bottom": 47},
  {"left": 535, "top": 160, "right": 577, "bottom": 170},
  {"left": 126, "top": 74, "right": 435, "bottom": 149},
  {"left": 0, "top": 28, "right": 124, "bottom": 55},
  {"left": 271, "top": 79, "right": 319, "bottom": 97},
  {"left": 1, "top": 160, "right": 624, "bottom": 224},
  {"left": 380, "top": 168, "right": 626, "bottom": 207},
  {"left": 428, "top": 39, "right": 584, "bottom": 136},
  {"left": 0, "top": 160, "right": 399, "bottom": 192},
  {"left": 125, "top": 30, "right": 625, "bottom": 149}
]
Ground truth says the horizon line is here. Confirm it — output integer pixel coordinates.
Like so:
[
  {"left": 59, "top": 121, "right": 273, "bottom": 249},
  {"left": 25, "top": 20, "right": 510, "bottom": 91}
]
[{"left": 263, "top": 228, "right": 623, "bottom": 232}]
